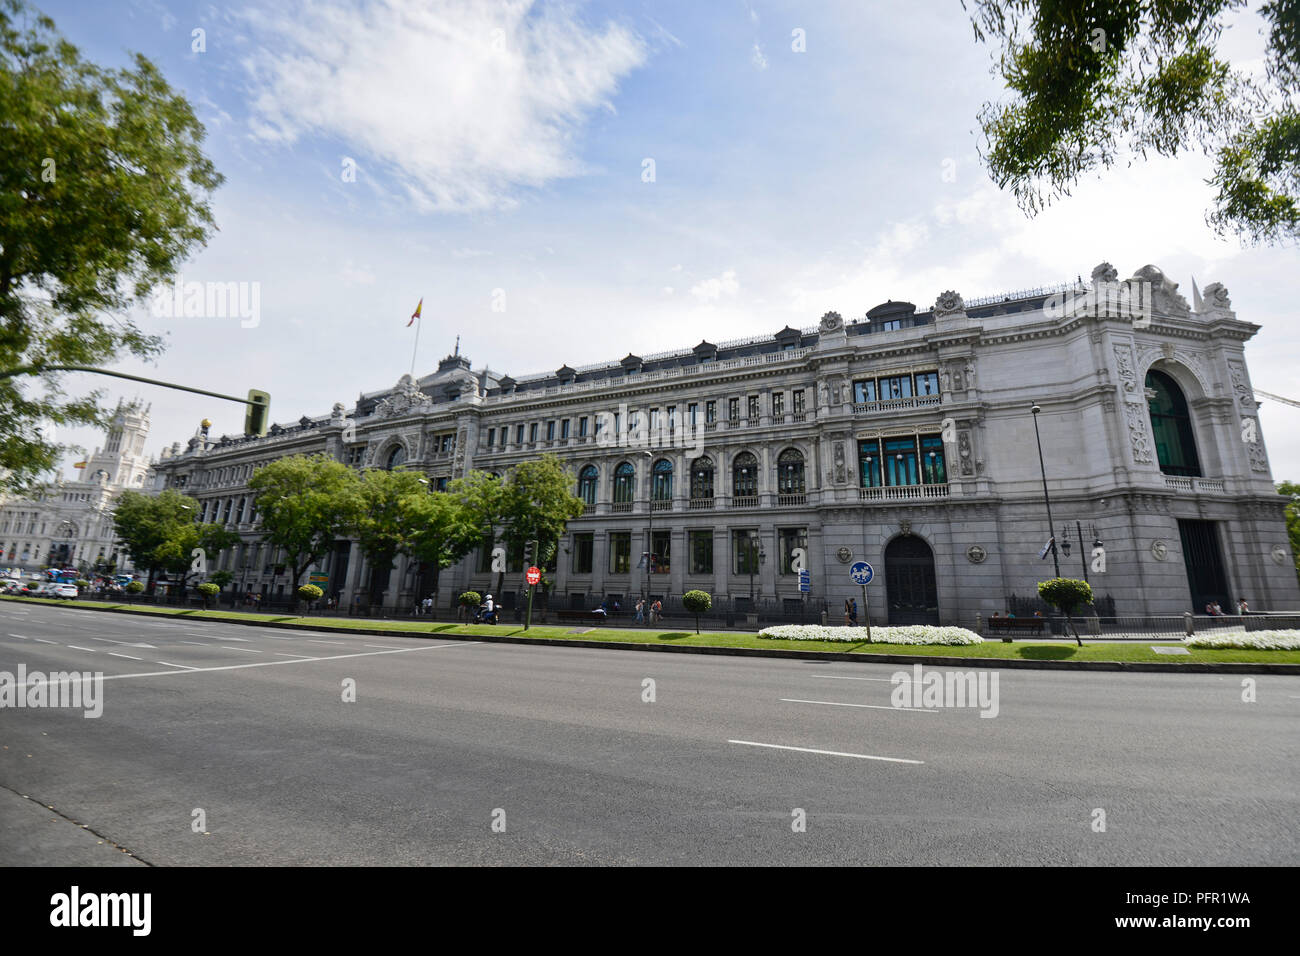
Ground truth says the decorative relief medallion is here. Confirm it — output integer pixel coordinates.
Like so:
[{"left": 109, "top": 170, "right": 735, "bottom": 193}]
[
  {"left": 1272, "top": 545, "right": 1290, "bottom": 567},
  {"left": 836, "top": 547, "right": 853, "bottom": 564},
  {"left": 966, "top": 545, "right": 987, "bottom": 564},
  {"left": 934, "top": 291, "right": 965, "bottom": 318},
  {"left": 1150, "top": 540, "right": 1169, "bottom": 561},
  {"left": 819, "top": 310, "right": 843, "bottom": 332}
]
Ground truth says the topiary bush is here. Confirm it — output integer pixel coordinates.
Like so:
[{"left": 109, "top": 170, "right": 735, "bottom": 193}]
[
  {"left": 1037, "top": 577, "right": 1093, "bottom": 646},
  {"left": 297, "top": 584, "right": 323, "bottom": 606},
  {"left": 196, "top": 581, "right": 220, "bottom": 608},
  {"left": 682, "top": 589, "right": 712, "bottom": 634},
  {"left": 459, "top": 591, "right": 482, "bottom": 608},
  {"left": 125, "top": 580, "right": 144, "bottom": 603}
]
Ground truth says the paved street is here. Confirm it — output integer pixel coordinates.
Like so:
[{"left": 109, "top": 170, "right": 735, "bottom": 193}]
[{"left": 1, "top": 602, "right": 1296, "bottom": 866}]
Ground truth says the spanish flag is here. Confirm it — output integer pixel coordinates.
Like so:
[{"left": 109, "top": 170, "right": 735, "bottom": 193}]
[
  {"left": 407, "top": 298, "right": 423, "bottom": 327},
  {"left": 73, "top": 461, "right": 87, "bottom": 469}
]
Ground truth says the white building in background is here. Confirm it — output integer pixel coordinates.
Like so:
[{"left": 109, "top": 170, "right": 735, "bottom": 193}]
[{"left": 0, "top": 400, "right": 155, "bottom": 574}]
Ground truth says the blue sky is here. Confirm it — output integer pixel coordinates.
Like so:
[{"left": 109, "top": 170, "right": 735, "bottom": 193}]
[{"left": 34, "top": 0, "right": 1300, "bottom": 479}]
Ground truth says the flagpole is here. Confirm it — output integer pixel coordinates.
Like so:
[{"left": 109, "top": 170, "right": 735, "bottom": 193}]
[{"left": 409, "top": 309, "right": 422, "bottom": 376}]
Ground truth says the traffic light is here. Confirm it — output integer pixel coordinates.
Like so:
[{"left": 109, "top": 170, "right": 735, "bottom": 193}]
[{"left": 245, "top": 389, "right": 270, "bottom": 437}]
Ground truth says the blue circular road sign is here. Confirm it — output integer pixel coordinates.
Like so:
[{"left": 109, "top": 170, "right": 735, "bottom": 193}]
[{"left": 849, "top": 561, "right": 874, "bottom": 585}]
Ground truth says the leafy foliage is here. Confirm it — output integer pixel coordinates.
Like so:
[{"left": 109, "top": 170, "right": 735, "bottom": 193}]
[
  {"left": 249, "top": 455, "right": 361, "bottom": 587},
  {"left": 111, "top": 488, "right": 238, "bottom": 588},
  {"left": 458, "top": 590, "right": 482, "bottom": 608},
  {"left": 1277, "top": 480, "right": 1300, "bottom": 583},
  {"left": 682, "top": 589, "right": 712, "bottom": 634},
  {"left": 296, "top": 584, "right": 323, "bottom": 603},
  {"left": 0, "top": 0, "right": 222, "bottom": 492},
  {"left": 966, "top": 0, "right": 1299, "bottom": 244}
]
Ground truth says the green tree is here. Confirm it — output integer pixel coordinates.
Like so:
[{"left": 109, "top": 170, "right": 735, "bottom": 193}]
[
  {"left": 682, "top": 589, "right": 712, "bottom": 634},
  {"left": 965, "top": 0, "right": 1299, "bottom": 244},
  {"left": 353, "top": 468, "right": 428, "bottom": 604},
  {"left": 452, "top": 469, "right": 510, "bottom": 597},
  {"left": 196, "top": 581, "right": 219, "bottom": 608},
  {"left": 1037, "top": 576, "right": 1093, "bottom": 647},
  {"left": 404, "top": 488, "right": 481, "bottom": 614},
  {"left": 0, "top": 0, "right": 222, "bottom": 493},
  {"left": 497, "top": 456, "right": 585, "bottom": 596},
  {"left": 1277, "top": 480, "right": 1300, "bottom": 584},
  {"left": 209, "top": 569, "right": 234, "bottom": 591},
  {"left": 249, "top": 454, "right": 361, "bottom": 588},
  {"left": 111, "top": 488, "right": 237, "bottom": 593}
]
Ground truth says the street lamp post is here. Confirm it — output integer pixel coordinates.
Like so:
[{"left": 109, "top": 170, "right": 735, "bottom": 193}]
[
  {"left": 747, "top": 531, "right": 766, "bottom": 603},
  {"left": 1030, "top": 403, "right": 1062, "bottom": 578},
  {"left": 642, "top": 450, "right": 654, "bottom": 602}
]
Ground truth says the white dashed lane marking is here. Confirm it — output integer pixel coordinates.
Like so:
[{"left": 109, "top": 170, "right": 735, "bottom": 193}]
[
  {"left": 108, "top": 652, "right": 142, "bottom": 661},
  {"left": 156, "top": 661, "right": 198, "bottom": 670}
]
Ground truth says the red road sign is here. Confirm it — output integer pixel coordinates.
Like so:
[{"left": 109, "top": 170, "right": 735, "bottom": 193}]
[{"left": 526, "top": 566, "right": 541, "bottom": 586}]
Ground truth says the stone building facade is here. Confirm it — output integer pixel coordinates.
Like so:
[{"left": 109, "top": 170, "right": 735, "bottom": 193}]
[
  {"left": 1, "top": 400, "right": 155, "bottom": 574},
  {"left": 148, "top": 263, "right": 1300, "bottom": 623}
]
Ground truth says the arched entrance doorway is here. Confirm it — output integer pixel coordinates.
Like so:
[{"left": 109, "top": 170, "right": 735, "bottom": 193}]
[{"left": 884, "top": 535, "right": 939, "bottom": 625}]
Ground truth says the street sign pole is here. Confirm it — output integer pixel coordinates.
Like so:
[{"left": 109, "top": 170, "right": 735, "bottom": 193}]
[
  {"left": 862, "top": 583, "right": 871, "bottom": 642},
  {"left": 524, "top": 561, "right": 541, "bottom": 631},
  {"left": 525, "top": 582, "right": 534, "bottom": 631}
]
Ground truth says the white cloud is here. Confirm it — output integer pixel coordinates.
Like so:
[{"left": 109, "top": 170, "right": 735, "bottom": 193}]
[
  {"left": 340, "top": 260, "right": 376, "bottom": 285},
  {"left": 241, "top": 0, "right": 647, "bottom": 212},
  {"left": 751, "top": 43, "right": 768, "bottom": 70},
  {"left": 690, "top": 269, "right": 740, "bottom": 301}
]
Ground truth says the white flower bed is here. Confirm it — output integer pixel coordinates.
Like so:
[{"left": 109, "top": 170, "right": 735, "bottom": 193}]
[
  {"left": 1184, "top": 630, "right": 1300, "bottom": 650},
  {"left": 758, "top": 624, "right": 983, "bottom": 645}
]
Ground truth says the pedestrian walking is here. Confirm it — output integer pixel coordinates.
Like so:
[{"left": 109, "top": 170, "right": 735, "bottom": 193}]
[
  {"left": 635, "top": 598, "right": 645, "bottom": 625},
  {"left": 844, "top": 598, "right": 852, "bottom": 626},
  {"left": 651, "top": 599, "right": 662, "bottom": 625},
  {"left": 849, "top": 598, "right": 859, "bottom": 626}
]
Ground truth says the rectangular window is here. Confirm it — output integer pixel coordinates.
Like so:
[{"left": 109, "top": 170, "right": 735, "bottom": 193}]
[
  {"left": 610, "top": 533, "right": 631, "bottom": 574},
  {"left": 705, "top": 401, "right": 716, "bottom": 423},
  {"left": 486, "top": 428, "right": 495, "bottom": 447},
  {"left": 687, "top": 403, "right": 698, "bottom": 426},
  {"left": 879, "top": 375, "right": 913, "bottom": 400},
  {"left": 920, "top": 434, "right": 947, "bottom": 483},
  {"left": 689, "top": 530, "right": 713, "bottom": 575},
  {"left": 529, "top": 422, "right": 538, "bottom": 443},
  {"left": 779, "top": 528, "right": 808, "bottom": 575},
  {"left": 792, "top": 389, "right": 805, "bottom": 414},
  {"left": 747, "top": 395, "right": 759, "bottom": 419},
  {"left": 853, "top": 379, "right": 877, "bottom": 404},
  {"left": 728, "top": 398, "right": 739, "bottom": 421},
  {"left": 560, "top": 419, "right": 570, "bottom": 439},
  {"left": 880, "top": 319, "right": 902, "bottom": 331},
  {"left": 546, "top": 421, "right": 555, "bottom": 441},
  {"left": 515, "top": 424, "right": 525, "bottom": 444},
  {"left": 650, "top": 530, "right": 670, "bottom": 574},
  {"left": 858, "top": 439, "right": 882, "bottom": 488},
  {"left": 732, "top": 530, "right": 760, "bottom": 575},
  {"left": 435, "top": 477, "right": 449, "bottom": 492},
  {"left": 573, "top": 533, "right": 593, "bottom": 574},
  {"left": 884, "top": 437, "right": 920, "bottom": 485},
  {"left": 667, "top": 405, "right": 676, "bottom": 430},
  {"left": 915, "top": 371, "right": 940, "bottom": 396},
  {"left": 579, "top": 416, "right": 589, "bottom": 437},
  {"left": 772, "top": 392, "right": 785, "bottom": 416},
  {"left": 649, "top": 408, "right": 659, "bottom": 431}
]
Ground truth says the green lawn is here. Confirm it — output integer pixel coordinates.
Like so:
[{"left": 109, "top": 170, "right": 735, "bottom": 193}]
[{"left": 3, "top": 594, "right": 1298, "bottom": 665}]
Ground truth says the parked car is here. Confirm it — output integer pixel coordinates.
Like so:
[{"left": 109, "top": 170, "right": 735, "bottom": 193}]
[{"left": 52, "top": 583, "right": 79, "bottom": 599}]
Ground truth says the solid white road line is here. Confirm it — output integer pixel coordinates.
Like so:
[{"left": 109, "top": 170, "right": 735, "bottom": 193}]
[
  {"left": 7, "top": 641, "right": 480, "bottom": 686},
  {"left": 812, "top": 674, "right": 904, "bottom": 682},
  {"left": 780, "top": 697, "right": 936, "bottom": 713},
  {"left": 728, "top": 739, "right": 924, "bottom": 764},
  {"left": 108, "top": 652, "right": 142, "bottom": 660}
]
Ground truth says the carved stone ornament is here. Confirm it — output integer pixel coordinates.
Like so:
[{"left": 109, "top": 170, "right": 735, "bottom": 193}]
[
  {"left": 1227, "top": 361, "right": 1254, "bottom": 408},
  {"left": 1127, "top": 405, "right": 1154, "bottom": 463},
  {"left": 1091, "top": 261, "right": 1118, "bottom": 284},
  {"left": 836, "top": 546, "right": 853, "bottom": 564},
  {"left": 958, "top": 431, "right": 974, "bottom": 476},
  {"left": 934, "top": 290, "right": 965, "bottom": 318},
  {"left": 966, "top": 545, "right": 987, "bottom": 564},
  {"left": 375, "top": 374, "right": 434, "bottom": 418},
  {"left": 819, "top": 311, "right": 843, "bottom": 332},
  {"left": 833, "top": 442, "right": 847, "bottom": 484},
  {"left": 1272, "top": 545, "right": 1290, "bottom": 567},
  {"left": 1131, "top": 264, "right": 1190, "bottom": 317},
  {"left": 1150, "top": 540, "right": 1169, "bottom": 561},
  {"left": 1114, "top": 345, "right": 1137, "bottom": 393},
  {"left": 899, "top": 519, "right": 912, "bottom": 536},
  {"left": 1202, "top": 282, "right": 1232, "bottom": 311}
]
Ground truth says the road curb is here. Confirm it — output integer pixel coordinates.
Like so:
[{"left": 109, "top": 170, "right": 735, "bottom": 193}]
[{"left": 6, "top": 596, "right": 1300, "bottom": 674}]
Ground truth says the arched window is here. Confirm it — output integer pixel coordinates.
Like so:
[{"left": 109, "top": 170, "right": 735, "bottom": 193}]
[
  {"left": 777, "top": 448, "right": 805, "bottom": 494},
  {"left": 691, "top": 457, "right": 715, "bottom": 498},
  {"left": 651, "top": 459, "right": 673, "bottom": 500},
  {"left": 733, "top": 452, "right": 758, "bottom": 497},
  {"left": 1146, "top": 369, "right": 1201, "bottom": 477},
  {"left": 386, "top": 445, "right": 407, "bottom": 469},
  {"left": 577, "top": 465, "right": 599, "bottom": 505},
  {"left": 613, "top": 461, "right": 636, "bottom": 504}
]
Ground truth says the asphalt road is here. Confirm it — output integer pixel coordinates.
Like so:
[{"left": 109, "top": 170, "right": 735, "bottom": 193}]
[{"left": 1, "top": 602, "right": 1296, "bottom": 866}]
